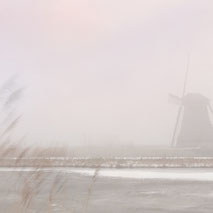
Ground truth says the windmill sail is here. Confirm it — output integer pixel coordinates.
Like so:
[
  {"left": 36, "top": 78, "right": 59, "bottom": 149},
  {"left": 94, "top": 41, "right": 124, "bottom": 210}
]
[
  {"left": 171, "top": 55, "right": 190, "bottom": 147},
  {"left": 168, "top": 94, "right": 181, "bottom": 105}
]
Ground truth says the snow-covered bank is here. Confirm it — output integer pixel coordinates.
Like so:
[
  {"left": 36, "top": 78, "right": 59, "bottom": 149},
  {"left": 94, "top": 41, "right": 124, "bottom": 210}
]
[{"left": 1, "top": 167, "right": 213, "bottom": 181}]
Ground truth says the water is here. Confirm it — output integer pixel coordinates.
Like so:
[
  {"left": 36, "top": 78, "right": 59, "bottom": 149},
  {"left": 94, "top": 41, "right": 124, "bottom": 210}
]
[{"left": 0, "top": 168, "right": 213, "bottom": 212}]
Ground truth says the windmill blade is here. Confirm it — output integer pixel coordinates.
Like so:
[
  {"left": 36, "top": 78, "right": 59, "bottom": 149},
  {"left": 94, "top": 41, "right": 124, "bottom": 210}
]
[
  {"left": 168, "top": 93, "right": 182, "bottom": 105},
  {"left": 171, "top": 106, "right": 183, "bottom": 147},
  {"left": 171, "top": 54, "right": 190, "bottom": 147}
]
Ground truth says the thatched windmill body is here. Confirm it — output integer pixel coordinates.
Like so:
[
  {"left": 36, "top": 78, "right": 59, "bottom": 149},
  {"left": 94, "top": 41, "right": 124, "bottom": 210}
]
[
  {"left": 171, "top": 58, "right": 213, "bottom": 148},
  {"left": 171, "top": 93, "right": 213, "bottom": 147}
]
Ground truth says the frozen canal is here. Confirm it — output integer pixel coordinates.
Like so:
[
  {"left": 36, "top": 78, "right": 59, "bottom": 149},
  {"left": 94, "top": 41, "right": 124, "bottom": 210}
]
[{"left": 0, "top": 168, "right": 213, "bottom": 212}]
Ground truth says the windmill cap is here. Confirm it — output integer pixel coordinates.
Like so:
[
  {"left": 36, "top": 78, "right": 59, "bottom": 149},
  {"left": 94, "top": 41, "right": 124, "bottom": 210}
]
[{"left": 182, "top": 93, "right": 210, "bottom": 106}]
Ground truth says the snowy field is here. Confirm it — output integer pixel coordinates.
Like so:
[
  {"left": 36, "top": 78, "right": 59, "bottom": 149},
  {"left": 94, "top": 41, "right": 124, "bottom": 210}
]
[{"left": 0, "top": 168, "right": 213, "bottom": 212}]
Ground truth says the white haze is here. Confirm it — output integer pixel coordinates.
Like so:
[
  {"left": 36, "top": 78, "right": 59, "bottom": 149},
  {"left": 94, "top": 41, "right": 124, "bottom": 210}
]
[{"left": 1, "top": 0, "right": 213, "bottom": 146}]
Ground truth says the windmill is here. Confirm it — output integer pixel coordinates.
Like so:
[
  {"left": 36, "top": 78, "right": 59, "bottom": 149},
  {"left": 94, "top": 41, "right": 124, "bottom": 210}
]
[{"left": 170, "top": 57, "right": 213, "bottom": 148}]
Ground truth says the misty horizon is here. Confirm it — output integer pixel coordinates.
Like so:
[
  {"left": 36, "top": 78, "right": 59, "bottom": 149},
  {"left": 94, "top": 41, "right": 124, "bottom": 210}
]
[{"left": 1, "top": 0, "right": 213, "bottom": 146}]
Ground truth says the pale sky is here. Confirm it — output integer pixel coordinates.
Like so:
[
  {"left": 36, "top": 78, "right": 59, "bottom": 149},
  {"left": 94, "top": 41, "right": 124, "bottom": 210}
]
[{"left": 1, "top": 0, "right": 213, "bottom": 146}]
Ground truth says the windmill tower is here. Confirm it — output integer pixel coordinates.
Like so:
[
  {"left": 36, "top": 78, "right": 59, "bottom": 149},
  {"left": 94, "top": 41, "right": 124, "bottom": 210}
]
[{"left": 170, "top": 57, "right": 213, "bottom": 148}]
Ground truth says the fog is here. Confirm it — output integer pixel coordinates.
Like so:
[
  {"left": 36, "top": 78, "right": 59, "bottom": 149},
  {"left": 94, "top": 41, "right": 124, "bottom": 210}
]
[{"left": 1, "top": 0, "right": 213, "bottom": 146}]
